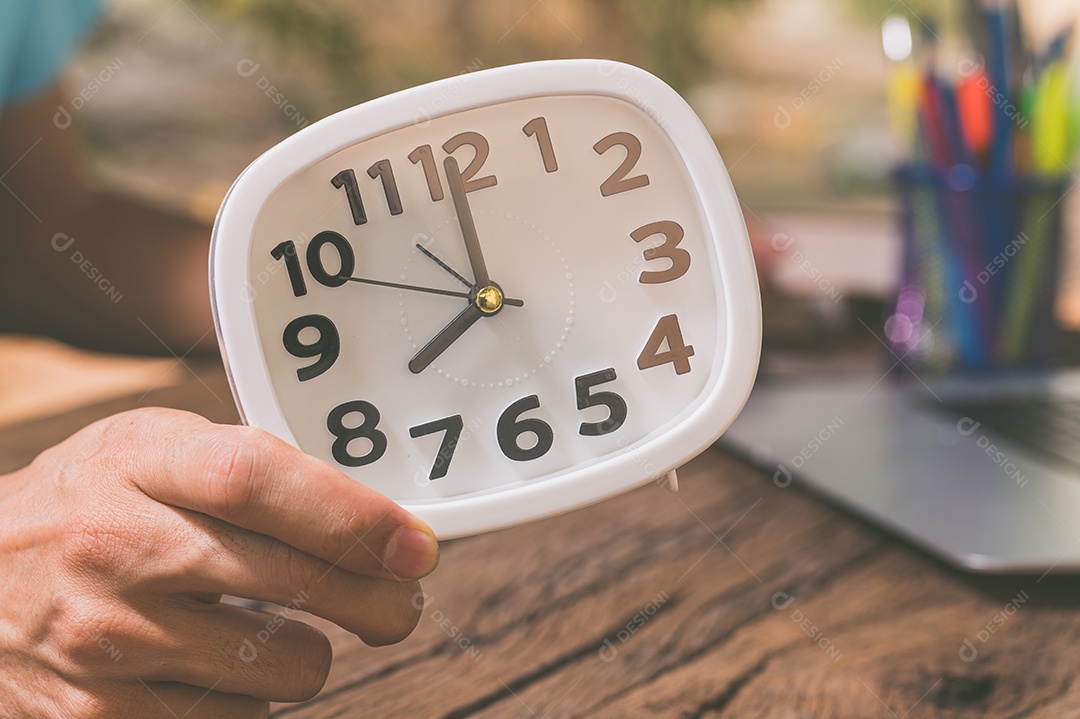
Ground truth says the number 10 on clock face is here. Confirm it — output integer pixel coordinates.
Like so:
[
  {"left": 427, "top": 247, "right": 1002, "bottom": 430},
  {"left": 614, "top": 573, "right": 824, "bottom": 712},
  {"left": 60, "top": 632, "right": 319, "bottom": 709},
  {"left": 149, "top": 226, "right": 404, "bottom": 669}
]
[{"left": 212, "top": 61, "right": 760, "bottom": 537}]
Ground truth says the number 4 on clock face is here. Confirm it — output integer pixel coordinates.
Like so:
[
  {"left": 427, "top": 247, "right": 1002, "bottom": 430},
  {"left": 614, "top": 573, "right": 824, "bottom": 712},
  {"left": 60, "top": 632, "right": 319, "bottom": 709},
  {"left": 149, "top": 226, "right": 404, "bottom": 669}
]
[
  {"left": 638, "top": 314, "right": 695, "bottom": 376},
  {"left": 210, "top": 59, "right": 761, "bottom": 538}
]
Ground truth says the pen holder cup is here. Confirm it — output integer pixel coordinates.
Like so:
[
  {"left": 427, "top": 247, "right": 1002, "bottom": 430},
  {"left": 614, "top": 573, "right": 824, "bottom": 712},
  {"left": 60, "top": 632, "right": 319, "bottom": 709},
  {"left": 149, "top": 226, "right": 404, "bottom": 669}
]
[{"left": 887, "top": 164, "right": 1069, "bottom": 373}]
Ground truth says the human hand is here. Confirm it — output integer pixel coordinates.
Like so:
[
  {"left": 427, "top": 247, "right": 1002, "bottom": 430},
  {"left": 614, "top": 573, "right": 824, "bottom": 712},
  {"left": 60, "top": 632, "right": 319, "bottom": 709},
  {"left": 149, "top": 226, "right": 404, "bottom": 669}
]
[{"left": 0, "top": 408, "right": 439, "bottom": 718}]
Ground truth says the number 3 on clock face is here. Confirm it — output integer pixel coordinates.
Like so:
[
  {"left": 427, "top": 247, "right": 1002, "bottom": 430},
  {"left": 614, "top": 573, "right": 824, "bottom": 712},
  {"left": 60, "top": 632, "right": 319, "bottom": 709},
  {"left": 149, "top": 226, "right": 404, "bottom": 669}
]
[{"left": 210, "top": 60, "right": 761, "bottom": 538}]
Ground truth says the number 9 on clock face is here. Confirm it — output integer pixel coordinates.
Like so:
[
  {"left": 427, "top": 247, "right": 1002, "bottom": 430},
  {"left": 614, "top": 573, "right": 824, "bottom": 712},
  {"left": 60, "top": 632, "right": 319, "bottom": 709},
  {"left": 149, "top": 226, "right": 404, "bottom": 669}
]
[{"left": 210, "top": 60, "right": 760, "bottom": 538}]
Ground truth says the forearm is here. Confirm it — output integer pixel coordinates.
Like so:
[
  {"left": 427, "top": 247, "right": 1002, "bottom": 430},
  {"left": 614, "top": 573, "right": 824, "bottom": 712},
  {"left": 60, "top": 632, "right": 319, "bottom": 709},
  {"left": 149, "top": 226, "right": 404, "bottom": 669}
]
[
  {"left": 71, "top": 188, "right": 214, "bottom": 354},
  {"left": 0, "top": 83, "right": 215, "bottom": 355},
  {"left": 0, "top": 189, "right": 214, "bottom": 355}
]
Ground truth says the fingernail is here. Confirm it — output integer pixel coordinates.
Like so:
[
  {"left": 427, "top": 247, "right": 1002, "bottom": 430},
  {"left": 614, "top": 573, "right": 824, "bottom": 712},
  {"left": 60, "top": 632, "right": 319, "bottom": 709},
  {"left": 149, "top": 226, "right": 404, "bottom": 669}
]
[{"left": 384, "top": 525, "right": 440, "bottom": 578}]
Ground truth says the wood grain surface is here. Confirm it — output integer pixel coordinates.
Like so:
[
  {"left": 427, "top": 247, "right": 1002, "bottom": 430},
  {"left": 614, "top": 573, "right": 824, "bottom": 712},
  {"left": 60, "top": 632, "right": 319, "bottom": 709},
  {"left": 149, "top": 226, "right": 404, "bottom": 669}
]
[
  {"left": 3, "top": 361, "right": 1079, "bottom": 718},
  {"left": 0, "top": 335, "right": 182, "bottom": 429}
]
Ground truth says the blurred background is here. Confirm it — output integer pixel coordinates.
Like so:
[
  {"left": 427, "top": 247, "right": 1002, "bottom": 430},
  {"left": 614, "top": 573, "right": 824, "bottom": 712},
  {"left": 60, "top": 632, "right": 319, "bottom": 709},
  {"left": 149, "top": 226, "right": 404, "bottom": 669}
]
[
  {"left": 72, "top": 0, "right": 923, "bottom": 214},
  {"left": 4, "top": 0, "right": 1080, "bottom": 423}
]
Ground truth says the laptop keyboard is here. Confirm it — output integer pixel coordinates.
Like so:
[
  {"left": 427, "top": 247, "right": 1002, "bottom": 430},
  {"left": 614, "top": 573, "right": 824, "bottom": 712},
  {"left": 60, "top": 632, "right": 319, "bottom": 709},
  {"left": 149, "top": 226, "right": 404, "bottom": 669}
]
[{"left": 942, "top": 396, "right": 1080, "bottom": 470}]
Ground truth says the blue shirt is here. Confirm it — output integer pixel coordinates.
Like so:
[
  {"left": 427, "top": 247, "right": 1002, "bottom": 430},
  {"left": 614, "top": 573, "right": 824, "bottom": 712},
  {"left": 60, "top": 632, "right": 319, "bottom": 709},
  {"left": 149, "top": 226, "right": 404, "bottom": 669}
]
[{"left": 0, "top": 0, "right": 103, "bottom": 106}]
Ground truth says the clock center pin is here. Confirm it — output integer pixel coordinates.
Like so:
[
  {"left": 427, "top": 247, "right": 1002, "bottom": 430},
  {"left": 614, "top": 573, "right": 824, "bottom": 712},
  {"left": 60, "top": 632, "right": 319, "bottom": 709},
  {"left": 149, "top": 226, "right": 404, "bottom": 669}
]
[{"left": 475, "top": 285, "right": 503, "bottom": 314}]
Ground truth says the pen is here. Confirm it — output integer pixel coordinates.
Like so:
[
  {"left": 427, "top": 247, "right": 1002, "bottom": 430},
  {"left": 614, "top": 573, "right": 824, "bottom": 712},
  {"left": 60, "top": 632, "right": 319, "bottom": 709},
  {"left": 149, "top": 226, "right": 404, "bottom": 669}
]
[
  {"left": 883, "top": 15, "right": 921, "bottom": 154},
  {"left": 957, "top": 66, "right": 993, "bottom": 163},
  {"left": 1031, "top": 61, "right": 1069, "bottom": 176},
  {"left": 983, "top": 0, "right": 1013, "bottom": 175}
]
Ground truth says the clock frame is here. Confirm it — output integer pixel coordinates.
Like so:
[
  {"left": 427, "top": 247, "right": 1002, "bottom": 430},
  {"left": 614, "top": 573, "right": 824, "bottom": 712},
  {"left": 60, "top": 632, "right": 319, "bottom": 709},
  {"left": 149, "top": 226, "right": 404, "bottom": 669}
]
[{"left": 210, "top": 59, "right": 761, "bottom": 538}]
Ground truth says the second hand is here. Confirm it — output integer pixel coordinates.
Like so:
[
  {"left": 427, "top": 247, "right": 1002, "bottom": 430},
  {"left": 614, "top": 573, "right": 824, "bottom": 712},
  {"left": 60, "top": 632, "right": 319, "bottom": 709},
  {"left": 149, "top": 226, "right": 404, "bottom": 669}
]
[
  {"left": 340, "top": 275, "right": 470, "bottom": 299},
  {"left": 339, "top": 274, "right": 524, "bottom": 306}
]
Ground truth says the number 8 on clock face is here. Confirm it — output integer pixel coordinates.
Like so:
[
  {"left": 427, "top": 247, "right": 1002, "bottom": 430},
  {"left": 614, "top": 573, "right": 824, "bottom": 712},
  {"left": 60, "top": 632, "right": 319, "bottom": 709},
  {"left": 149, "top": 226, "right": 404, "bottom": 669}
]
[{"left": 210, "top": 60, "right": 761, "bottom": 538}]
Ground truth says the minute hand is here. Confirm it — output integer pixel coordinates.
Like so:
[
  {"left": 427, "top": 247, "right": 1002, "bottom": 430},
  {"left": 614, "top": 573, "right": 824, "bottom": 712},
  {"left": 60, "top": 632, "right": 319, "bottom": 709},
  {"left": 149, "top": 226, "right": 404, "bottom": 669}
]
[{"left": 444, "top": 156, "right": 490, "bottom": 287}]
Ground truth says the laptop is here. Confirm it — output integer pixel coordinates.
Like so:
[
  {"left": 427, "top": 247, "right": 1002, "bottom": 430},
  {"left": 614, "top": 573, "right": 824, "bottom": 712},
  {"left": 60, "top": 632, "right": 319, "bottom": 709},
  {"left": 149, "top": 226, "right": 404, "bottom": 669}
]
[{"left": 721, "top": 367, "right": 1080, "bottom": 573}]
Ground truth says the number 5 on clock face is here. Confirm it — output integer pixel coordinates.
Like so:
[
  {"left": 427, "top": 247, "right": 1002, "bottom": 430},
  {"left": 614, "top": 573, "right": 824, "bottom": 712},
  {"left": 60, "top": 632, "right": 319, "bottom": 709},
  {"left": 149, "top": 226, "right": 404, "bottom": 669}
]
[{"left": 210, "top": 60, "right": 761, "bottom": 538}]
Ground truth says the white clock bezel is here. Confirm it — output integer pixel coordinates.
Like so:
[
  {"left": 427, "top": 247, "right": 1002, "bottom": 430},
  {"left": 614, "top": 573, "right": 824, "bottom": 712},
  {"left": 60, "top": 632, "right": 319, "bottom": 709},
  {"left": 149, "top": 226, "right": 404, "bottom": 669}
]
[{"left": 210, "top": 59, "right": 761, "bottom": 538}]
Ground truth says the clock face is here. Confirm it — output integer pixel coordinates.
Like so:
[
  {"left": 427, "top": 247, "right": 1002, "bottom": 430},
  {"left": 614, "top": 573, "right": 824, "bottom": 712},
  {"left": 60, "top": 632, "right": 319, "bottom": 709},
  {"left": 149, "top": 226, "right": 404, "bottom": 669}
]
[{"left": 212, "top": 61, "right": 760, "bottom": 537}]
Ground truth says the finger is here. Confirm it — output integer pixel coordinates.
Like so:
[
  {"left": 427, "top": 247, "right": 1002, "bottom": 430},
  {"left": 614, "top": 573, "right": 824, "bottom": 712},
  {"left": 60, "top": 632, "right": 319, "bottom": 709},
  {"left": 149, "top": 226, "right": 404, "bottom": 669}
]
[
  {"left": 135, "top": 600, "right": 333, "bottom": 702},
  {"left": 115, "top": 408, "right": 439, "bottom": 581},
  {"left": 124, "top": 680, "right": 267, "bottom": 719},
  {"left": 161, "top": 509, "right": 423, "bottom": 646}
]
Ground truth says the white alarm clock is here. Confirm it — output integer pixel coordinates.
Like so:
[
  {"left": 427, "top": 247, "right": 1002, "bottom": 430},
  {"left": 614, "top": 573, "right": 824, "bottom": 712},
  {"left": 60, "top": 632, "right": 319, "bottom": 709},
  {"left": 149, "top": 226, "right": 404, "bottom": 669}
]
[{"left": 210, "top": 59, "right": 760, "bottom": 538}]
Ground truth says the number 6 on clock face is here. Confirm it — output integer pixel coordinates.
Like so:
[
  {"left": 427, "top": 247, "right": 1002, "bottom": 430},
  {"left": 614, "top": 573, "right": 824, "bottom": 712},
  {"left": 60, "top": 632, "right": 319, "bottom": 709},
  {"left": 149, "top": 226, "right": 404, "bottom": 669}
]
[{"left": 210, "top": 60, "right": 761, "bottom": 538}]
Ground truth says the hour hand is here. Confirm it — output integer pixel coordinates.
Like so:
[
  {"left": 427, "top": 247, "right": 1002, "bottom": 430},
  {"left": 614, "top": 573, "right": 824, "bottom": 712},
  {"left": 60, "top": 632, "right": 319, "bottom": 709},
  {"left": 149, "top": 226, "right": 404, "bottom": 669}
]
[{"left": 408, "top": 303, "right": 483, "bottom": 374}]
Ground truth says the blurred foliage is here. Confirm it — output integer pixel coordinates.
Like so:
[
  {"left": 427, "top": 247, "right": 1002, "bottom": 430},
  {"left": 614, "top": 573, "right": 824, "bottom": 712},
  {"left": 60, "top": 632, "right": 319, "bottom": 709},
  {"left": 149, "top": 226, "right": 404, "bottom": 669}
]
[
  {"left": 188, "top": 0, "right": 753, "bottom": 97},
  {"left": 847, "top": 0, "right": 957, "bottom": 22},
  {"left": 846, "top": 0, "right": 983, "bottom": 50}
]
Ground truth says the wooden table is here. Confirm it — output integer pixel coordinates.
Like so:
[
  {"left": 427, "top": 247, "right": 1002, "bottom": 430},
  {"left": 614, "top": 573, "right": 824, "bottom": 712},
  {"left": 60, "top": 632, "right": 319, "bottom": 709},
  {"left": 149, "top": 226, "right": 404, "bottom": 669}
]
[{"left": 4, "top": 359, "right": 1080, "bottom": 718}]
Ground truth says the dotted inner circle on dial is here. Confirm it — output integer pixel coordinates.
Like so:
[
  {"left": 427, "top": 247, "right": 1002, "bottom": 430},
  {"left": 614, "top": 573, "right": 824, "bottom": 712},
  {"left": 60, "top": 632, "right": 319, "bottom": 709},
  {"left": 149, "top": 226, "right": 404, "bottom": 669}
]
[{"left": 398, "top": 211, "right": 574, "bottom": 388}]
